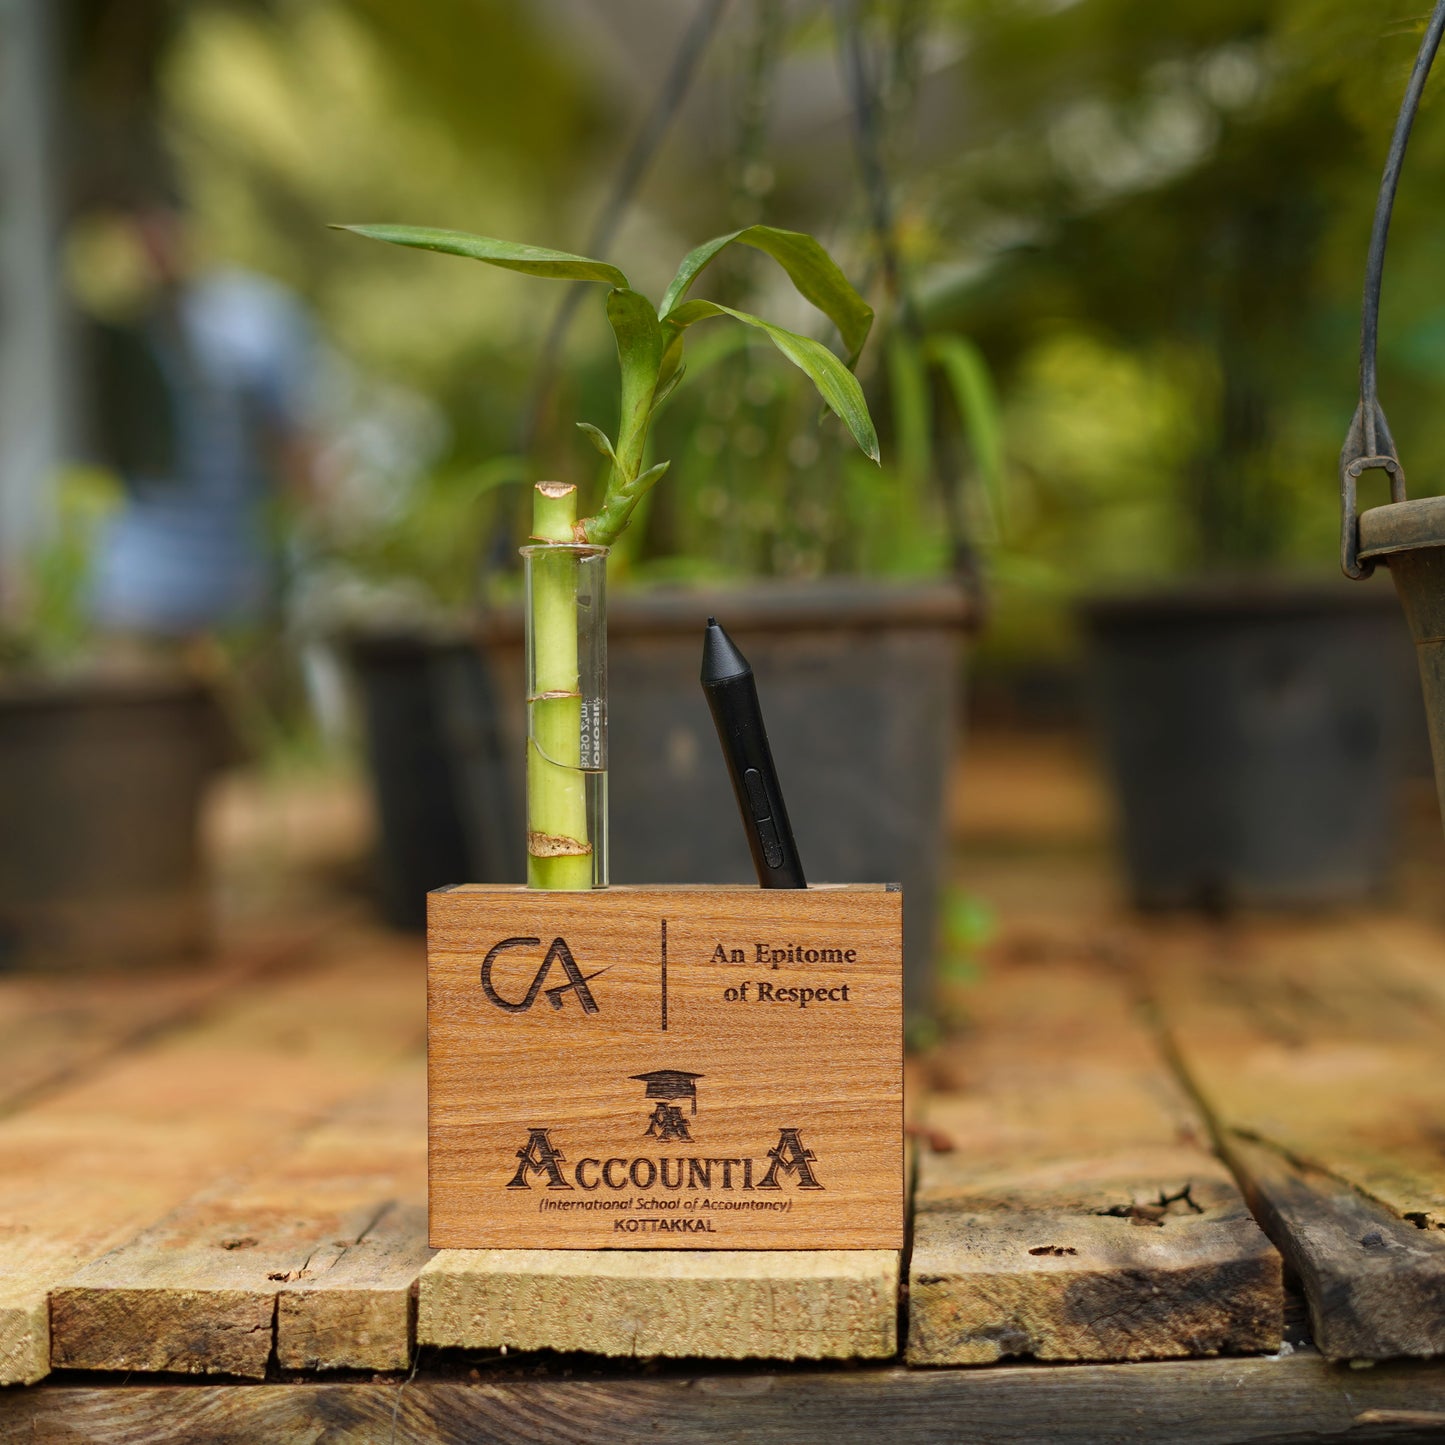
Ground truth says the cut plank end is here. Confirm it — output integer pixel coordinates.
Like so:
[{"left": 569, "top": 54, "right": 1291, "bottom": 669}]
[{"left": 418, "top": 1249, "right": 899, "bottom": 1360}]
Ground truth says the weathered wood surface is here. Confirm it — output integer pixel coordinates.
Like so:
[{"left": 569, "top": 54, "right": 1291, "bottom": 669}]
[
  {"left": 5, "top": 1353, "right": 1445, "bottom": 1445},
  {"left": 1222, "top": 1135, "right": 1445, "bottom": 1364},
  {"left": 910, "top": 950, "right": 1281, "bottom": 1365},
  {"left": 12, "top": 731, "right": 1445, "bottom": 1390},
  {"left": 0, "top": 924, "right": 321, "bottom": 1116},
  {"left": 1155, "top": 916, "right": 1445, "bottom": 1360},
  {"left": 0, "top": 931, "right": 424, "bottom": 1385},
  {"left": 275, "top": 1200, "right": 429, "bottom": 1373},
  {"left": 419, "top": 1247, "right": 899, "bottom": 1360},
  {"left": 50, "top": 1066, "right": 431, "bottom": 1378},
  {"left": 428, "top": 885, "right": 903, "bottom": 1250}
]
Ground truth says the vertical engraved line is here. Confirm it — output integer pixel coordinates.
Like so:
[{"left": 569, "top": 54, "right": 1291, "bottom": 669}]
[{"left": 661, "top": 918, "right": 668, "bottom": 1032}]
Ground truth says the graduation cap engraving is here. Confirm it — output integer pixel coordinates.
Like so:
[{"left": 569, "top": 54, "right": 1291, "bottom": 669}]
[{"left": 632, "top": 1069, "right": 703, "bottom": 1142}]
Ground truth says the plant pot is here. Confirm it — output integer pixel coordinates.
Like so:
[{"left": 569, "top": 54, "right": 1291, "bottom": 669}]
[
  {"left": 1080, "top": 579, "right": 1410, "bottom": 910},
  {"left": 479, "top": 579, "right": 975, "bottom": 1020},
  {"left": 0, "top": 672, "right": 228, "bottom": 969},
  {"left": 344, "top": 629, "right": 520, "bottom": 929},
  {"left": 1358, "top": 497, "right": 1445, "bottom": 831}
]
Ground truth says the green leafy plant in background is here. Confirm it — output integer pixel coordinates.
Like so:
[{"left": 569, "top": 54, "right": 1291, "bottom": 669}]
[
  {"left": 338, "top": 221, "right": 880, "bottom": 887},
  {"left": 0, "top": 470, "right": 120, "bottom": 670},
  {"left": 875, "top": 330, "right": 1005, "bottom": 573},
  {"left": 621, "top": 317, "right": 1007, "bottom": 584},
  {"left": 887, "top": 334, "right": 1002, "bottom": 520},
  {"left": 321, "top": 455, "right": 532, "bottom": 615},
  {"left": 905, "top": 887, "right": 994, "bottom": 1051}
]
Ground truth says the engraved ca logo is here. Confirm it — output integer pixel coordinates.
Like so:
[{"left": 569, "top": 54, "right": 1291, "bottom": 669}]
[{"left": 480, "top": 936, "right": 608, "bottom": 1015}]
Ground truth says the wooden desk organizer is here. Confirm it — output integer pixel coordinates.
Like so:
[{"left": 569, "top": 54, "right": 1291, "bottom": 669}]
[{"left": 426, "top": 884, "right": 903, "bottom": 1250}]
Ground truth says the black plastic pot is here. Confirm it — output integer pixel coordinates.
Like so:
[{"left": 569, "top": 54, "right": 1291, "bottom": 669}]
[
  {"left": 1080, "top": 580, "right": 1410, "bottom": 910},
  {"left": 0, "top": 673, "right": 228, "bottom": 969},
  {"left": 478, "top": 579, "right": 975, "bottom": 1020},
  {"left": 345, "top": 631, "right": 520, "bottom": 929}
]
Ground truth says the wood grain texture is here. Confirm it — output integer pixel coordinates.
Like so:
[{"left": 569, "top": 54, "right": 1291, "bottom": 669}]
[
  {"left": 1154, "top": 915, "right": 1445, "bottom": 1360},
  {"left": 418, "top": 1248, "right": 900, "bottom": 1359},
  {"left": 274, "top": 1074, "right": 434, "bottom": 1372},
  {"left": 4, "top": 1354, "right": 1445, "bottom": 1445},
  {"left": 427, "top": 885, "right": 903, "bottom": 1250},
  {"left": 1222, "top": 1135, "right": 1445, "bottom": 1362},
  {"left": 0, "top": 924, "right": 321, "bottom": 1117},
  {"left": 50, "top": 1064, "right": 432, "bottom": 1379},
  {"left": 276, "top": 1202, "right": 430, "bottom": 1374},
  {"left": 909, "top": 956, "right": 1281, "bottom": 1365},
  {"left": 0, "top": 931, "right": 424, "bottom": 1385},
  {"left": 1157, "top": 917, "right": 1445, "bottom": 1227}
]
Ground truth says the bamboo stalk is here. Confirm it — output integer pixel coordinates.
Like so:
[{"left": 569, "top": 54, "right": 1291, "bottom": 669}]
[{"left": 527, "top": 482, "right": 593, "bottom": 890}]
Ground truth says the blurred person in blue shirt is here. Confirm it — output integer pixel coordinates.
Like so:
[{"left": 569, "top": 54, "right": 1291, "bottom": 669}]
[{"left": 84, "top": 205, "right": 317, "bottom": 640}]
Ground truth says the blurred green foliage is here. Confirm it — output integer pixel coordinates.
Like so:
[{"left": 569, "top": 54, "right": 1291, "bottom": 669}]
[
  {"left": 130, "top": 0, "right": 1445, "bottom": 640},
  {"left": 927, "top": 0, "right": 1445, "bottom": 579},
  {"left": 0, "top": 470, "right": 121, "bottom": 668},
  {"left": 907, "top": 885, "right": 994, "bottom": 1048}
]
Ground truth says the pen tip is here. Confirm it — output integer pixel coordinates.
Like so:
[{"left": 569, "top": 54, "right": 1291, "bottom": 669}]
[{"left": 699, "top": 615, "right": 751, "bottom": 682}]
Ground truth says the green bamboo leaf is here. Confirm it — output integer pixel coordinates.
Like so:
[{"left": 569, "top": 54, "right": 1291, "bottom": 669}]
[
  {"left": 606, "top": 288, "right": 667, "bottom": 488},
  {"left": 583, "top": 459, "right": 673, "bottom": 547},
  {"left": 668, "top": 300, "right": 880, "bottom": 463},
  {"left": 576, "top": 422, "right": 618, "bottom": 463},
  {"left": 659, "top": 225, "right": 874, "bottom": 367},
  {"left": 657, "top": 325, "right": 686, "bottom": 391},
  {"left": 333, "top": 224, "right": 629, "bottom": 287},
  {"left": 927, "top": 334, "right": 1004, "bottom": 521},
  {"left": 634, "top": 459, "right": 671, "bottom": 492},
  {"left": 650, "top": 365, "right": 686, "bottom": 416}
]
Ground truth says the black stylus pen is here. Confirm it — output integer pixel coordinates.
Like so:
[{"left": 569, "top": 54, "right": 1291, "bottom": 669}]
[{"left": 700, "top": 617, "right": 806, "bottom": 889}]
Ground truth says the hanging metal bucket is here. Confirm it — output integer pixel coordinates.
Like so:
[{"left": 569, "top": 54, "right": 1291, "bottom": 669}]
[
  {"left": 1341, "top": 2, "right": 1445, "bottom": 823},
  {"left": 1355, "top": 505, "right": 1445, "bottom": 821}
]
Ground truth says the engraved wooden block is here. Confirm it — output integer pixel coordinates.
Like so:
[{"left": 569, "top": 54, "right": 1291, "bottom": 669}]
[{"left": 426, "top": 884, "right": 903, "bottom": 1250}]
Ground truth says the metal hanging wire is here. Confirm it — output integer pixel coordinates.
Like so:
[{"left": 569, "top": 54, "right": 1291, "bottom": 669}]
[{"left": 1340, "top": 0, "right": 1445, "bottom": 578}]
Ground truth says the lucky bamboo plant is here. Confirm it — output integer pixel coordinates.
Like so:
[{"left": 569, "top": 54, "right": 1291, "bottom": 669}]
[{"left": 339, "top": 222, "right": 881, "bottom": 888}]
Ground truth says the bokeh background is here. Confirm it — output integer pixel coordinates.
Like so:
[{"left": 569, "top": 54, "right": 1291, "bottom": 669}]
[{"left": 3, "top": 0, "right": 1445, "bottom": 1007}]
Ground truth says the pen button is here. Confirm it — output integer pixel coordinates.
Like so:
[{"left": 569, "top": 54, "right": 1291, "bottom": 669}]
[
  {"left": 743, "top": 767, "right": 770, "bottom": 821},
  {"left": 757, "top": 817, "right": 784, "bottom": 869}
]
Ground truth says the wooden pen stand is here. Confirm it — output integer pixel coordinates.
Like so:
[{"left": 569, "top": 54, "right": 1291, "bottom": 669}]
[{"left": 426, "top": 884, "right": 903, "bottom": 1250}]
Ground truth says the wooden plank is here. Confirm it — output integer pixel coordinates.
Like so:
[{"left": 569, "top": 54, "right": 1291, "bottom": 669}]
[
  {"left": 418, "top": 1247, "right": 899, "bottom": 1360},
  {"left": 273, "top": 1072, "right": 433, "bottom": 1372},
  {"left": 1158, "top": 916, "right": 1445, "bottom": 1226},
  {"left": 50, "top": 1065, "right": 432, "bottom": 1379},
  {"left": 48, "top": 1193, "right": 377, "bottom": 1380},
  {"left": 909, "top": 955, "right": 1281, "bottom": 1365},
  {"left": 1154, "top": 915, "right": 1445, "bottom": 1360},
  {"left": 0, "top": 923, "right": 324, "bottom": 1116},
  {"left": 427, "top": 885, "right": 903, "bottom": 1250},
  {"left": 5, "top": 1353, "right": 1445, "bottom": 1445},
  {"left": 1222, "top": 1135, "right": 1445, "bottom": 1362},
  {"left": 0, "top": 930, "right": 424, "bottom": 1385},
  {"left": 277, "top": 1202, "right": 429, "bottom": 1373}
]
